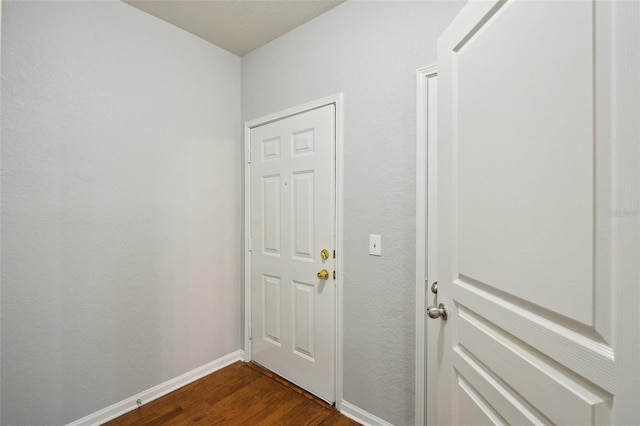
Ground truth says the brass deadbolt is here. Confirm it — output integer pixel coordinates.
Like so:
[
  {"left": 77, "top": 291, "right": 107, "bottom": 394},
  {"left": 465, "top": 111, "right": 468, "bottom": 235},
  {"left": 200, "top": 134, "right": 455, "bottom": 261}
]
[{"left": 321, "top": 249, "right": 329, "bottom": 260}]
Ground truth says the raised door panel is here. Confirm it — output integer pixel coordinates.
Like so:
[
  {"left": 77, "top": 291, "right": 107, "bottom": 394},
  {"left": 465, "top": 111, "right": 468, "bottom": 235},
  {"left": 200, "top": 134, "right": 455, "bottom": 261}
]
[
  {"left": 262, "top": 136, "right": 281, "bottom": 161},
  {"left": 292, "top": 171, "right": 314, "bottom": 260},
  {"left": 455, "top": 374, "right": 507, "bottom": 426},
  {"left": 262, "top": 175, "right": 281, "bottom": 255},
  {"left": 292, "top": 129, "right": 314, "bottom": 156},
  {"left": 455, "top": 0, "right": 594, "bottom": 325},
  {"left": 263, "top": 275, "right": 282, "bottom": 346},
  {"left": 293, "top": 280, "right": 316, "bottom": 361}
]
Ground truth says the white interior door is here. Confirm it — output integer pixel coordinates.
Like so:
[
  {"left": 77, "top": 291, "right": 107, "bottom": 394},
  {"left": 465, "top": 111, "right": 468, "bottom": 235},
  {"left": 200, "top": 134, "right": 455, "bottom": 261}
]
[
  {"left": 435, "top": 1, "right": 631, "bottom": 424},
  {"left": 250, "top": 105, "right": 335, "bottom": 402}
]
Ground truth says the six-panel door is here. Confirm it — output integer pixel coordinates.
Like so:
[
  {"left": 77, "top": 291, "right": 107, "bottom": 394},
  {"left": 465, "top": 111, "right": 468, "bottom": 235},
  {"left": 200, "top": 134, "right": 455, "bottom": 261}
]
[{"left": 250, "top": 105, "right": 336, "bottom": 402}]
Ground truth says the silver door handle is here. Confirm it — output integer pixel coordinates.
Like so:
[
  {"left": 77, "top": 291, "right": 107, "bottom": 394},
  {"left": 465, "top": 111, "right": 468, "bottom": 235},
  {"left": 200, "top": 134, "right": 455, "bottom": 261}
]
[{"left": 427, "top": 303, "right": 448, "bottom": 320}]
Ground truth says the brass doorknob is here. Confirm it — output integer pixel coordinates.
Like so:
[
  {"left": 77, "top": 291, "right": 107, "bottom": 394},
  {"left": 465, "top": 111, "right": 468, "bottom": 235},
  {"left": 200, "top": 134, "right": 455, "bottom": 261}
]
[{"left": 317, "top": 269, "right": 330, "bottom": 280}]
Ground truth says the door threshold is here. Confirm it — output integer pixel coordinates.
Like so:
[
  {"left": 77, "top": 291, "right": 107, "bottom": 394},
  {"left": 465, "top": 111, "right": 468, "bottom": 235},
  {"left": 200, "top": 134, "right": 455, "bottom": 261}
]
[{"left": 247, "top": 361, "right": 335, "bottom": 408}]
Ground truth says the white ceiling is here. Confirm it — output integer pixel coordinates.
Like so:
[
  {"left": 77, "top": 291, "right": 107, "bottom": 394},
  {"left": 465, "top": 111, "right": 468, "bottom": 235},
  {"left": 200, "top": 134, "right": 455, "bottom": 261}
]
[{"left": 123, "top": 0, "right": 346, "bottom": 56}]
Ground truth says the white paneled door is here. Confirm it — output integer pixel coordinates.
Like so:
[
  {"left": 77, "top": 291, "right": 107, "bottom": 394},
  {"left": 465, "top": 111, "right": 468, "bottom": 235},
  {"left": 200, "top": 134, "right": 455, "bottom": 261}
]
[
  {"left": 250, "top": 105, "right": 335, "bottom": 402},
  {"left": 435, "top": 1, "right": 630, "bottom": 424}
]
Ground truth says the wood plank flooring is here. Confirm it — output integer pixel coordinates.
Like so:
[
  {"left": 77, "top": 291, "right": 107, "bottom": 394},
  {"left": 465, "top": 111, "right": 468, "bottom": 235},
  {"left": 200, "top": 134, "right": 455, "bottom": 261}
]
[{"left": 104, "top": 362, "right": 360, "bottom": 425}]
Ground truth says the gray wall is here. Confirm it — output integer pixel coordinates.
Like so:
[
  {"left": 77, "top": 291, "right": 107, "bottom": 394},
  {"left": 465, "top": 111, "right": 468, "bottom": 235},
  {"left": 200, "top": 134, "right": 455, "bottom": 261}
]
[
  {"left": 242, "top": 2, "right": 464, "bottom": 424},
  {"left": 1, "top": 1, "right": 241, "bottom": 424}
]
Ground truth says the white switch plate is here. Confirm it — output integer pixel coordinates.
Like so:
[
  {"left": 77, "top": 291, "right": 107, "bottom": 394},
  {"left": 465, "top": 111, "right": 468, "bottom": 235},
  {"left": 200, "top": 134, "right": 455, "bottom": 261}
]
[{"left": 369, "top": 234, "right": 382, "bottom": 256}]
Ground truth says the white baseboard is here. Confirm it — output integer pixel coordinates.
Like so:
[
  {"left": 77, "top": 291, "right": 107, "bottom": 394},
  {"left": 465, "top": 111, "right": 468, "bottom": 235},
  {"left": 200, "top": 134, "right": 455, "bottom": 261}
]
[
  {"left": 340, "top": 400, "right": 394, "bottom": 426},
  {"left": 67, "top": 349, "right": 245, "bottom": 426}
]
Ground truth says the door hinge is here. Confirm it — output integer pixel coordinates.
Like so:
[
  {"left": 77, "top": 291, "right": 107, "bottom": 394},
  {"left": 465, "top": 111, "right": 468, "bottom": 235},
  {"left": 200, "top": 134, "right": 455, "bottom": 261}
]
[
  {"left": 248, "top": 238, "right": 252, "bottom": 252},
  {"left": 333, "top": 250, "right": 336, "bottom": 259},
  {"left": 247, "top": 150, "right": 251, "bottom": 164},
  {"left": 333, "top": 270, "right": 336, "bottom": 280}
]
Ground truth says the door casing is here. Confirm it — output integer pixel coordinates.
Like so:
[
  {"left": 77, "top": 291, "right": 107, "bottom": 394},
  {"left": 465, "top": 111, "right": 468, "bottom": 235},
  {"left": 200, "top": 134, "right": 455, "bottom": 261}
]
[
  {"left": 415, "top": 64, "right": 438, "bottom": 426},
  {"left": 243, "top": 93, "right": 344, "bottom": 409}
]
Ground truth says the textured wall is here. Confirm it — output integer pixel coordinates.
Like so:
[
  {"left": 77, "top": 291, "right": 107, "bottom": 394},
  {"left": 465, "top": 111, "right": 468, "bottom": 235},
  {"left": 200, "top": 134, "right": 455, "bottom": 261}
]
[
  {"left": 1, "top": 1, "right": 241, "bottom": 424},
  {"left": 242, "top": 2, "right": 465, "bottom": 424}
]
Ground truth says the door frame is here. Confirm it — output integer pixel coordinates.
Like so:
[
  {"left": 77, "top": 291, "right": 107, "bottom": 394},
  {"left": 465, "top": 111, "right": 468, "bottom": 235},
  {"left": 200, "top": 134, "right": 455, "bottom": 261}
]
[
  {"left": 243, "top": 93, "right": 345, "bottom": 408},
  {"left": 415, "top": 65, "right": 438, "bottom": 425}
]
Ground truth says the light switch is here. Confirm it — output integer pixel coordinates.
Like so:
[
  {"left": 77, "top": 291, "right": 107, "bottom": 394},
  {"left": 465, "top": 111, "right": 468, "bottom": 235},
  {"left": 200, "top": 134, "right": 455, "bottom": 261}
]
[{"left": 369, "top": 234, "right": 382, "bottom": 256}]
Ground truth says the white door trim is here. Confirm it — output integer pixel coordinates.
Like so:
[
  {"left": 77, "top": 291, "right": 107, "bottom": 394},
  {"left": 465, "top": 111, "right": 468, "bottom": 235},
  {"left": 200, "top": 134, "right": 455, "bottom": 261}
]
[
  {"left": 415, "top": 65, "right": 437, "bottom": 426},
  {"left": 244, "top": 93, "right": 344, "bottom": 409}
]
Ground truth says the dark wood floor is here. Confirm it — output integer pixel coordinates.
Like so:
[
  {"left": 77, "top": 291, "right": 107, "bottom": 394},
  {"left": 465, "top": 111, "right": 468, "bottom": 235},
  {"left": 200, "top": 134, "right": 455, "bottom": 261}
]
[{"left": 104, "top": 362, "right": 360, "bottom": 425}]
